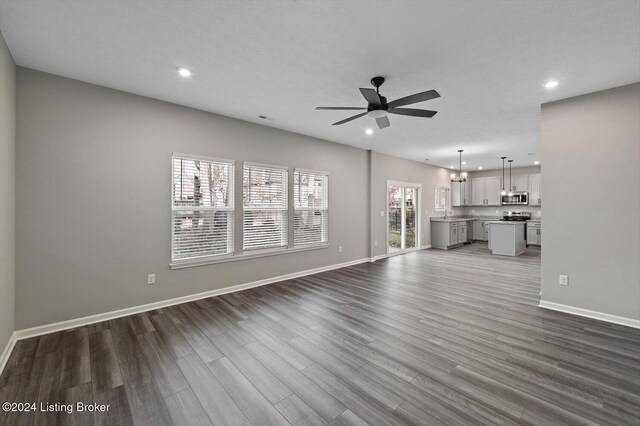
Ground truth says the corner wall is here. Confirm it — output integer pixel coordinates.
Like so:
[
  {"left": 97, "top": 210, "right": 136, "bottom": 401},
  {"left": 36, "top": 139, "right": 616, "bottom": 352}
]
[
  {"left": 370, "top": 152, "right": 452, "bottom": 258},
  {"left": 540, "top": 83, "right": 640, "bottom": 323},
  {"left": 0, "top": 31, "right": 16, "bottom": 358},
  {"left": 15, "top": 68, "right": 371, "bottom": 330}
]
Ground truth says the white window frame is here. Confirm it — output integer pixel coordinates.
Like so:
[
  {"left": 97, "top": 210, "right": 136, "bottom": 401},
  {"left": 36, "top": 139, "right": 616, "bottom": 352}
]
[
  {"left": 242, "top": 162, "right": 289, "bottom": 252},
  {"left": 386, "top": 180, "right": 422, "bottom": 256},
  {"left": 294, "top": 168, "right": 329, "bottom": 247},
  {"left": 434, "top": 186, "right": 450, "bottom": 211},
  {"left": 170, "top": 153, "right": 235, "bottom": 266}
]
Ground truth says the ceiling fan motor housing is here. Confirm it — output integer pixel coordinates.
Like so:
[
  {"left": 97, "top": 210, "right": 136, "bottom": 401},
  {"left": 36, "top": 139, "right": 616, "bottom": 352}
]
[{"left": 367, "top": 94, "right": 388, "bottom": 117}]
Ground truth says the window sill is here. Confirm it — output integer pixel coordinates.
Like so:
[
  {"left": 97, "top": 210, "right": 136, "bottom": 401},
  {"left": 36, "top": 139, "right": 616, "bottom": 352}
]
[{"left": 170, "top": 243, "right": 330, "bottom": 270}]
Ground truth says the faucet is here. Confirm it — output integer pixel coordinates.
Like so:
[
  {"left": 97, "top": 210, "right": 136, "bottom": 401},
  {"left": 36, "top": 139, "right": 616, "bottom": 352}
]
[{"left": 444, "top": 209, "right": 451, "bottom": 219}]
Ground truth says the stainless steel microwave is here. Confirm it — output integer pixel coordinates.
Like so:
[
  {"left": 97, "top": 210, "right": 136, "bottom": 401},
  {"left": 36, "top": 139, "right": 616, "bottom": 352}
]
[{"left": 501, "top": 191, "right": 529, "bottom": 205}]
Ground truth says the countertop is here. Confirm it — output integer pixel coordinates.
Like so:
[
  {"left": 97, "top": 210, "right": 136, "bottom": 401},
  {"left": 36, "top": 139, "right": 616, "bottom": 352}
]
[
  {"left": 431, "top": 216, "right": 499, "bottom": 223},
  {"left": 431, "top": 216, "right": 541, "bottom": 223},
  {"left": 486, "top": 221, "right": 526, "bottom": 225}
]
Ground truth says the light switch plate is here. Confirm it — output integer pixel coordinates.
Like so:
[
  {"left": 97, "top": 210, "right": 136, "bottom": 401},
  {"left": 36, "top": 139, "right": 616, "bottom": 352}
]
[
  {"left": 559, "top": 275, "right": 568, "bottom": 286},
  {"left": 147, "top": 274, "right": 156, "bottom": 285}
]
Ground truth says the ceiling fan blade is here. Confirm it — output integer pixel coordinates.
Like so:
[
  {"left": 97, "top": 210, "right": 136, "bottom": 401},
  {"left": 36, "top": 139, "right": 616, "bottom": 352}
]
[
  {"left": 332, "top": 112, "right": 368, "bottom": 125},
  {"left": 376, "top": 116, "right": 390, "bottom": 129},
  {"left": 359, "top": 88, "right": 381, "bottom": 106},
  {"left": 388, "top": 108, "right": 437, "bottom": 118},
  {"left": 387, "top": 89, "right": 440, "bottom": 108},
  {"left": 316, "top": 107, "right": 367, "bottom": 110}
]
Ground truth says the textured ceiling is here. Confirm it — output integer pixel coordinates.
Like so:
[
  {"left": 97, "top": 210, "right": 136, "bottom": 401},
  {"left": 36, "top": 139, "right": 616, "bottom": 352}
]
[{"left": 1, "top": 0, "right": 638, "bottom": 171}]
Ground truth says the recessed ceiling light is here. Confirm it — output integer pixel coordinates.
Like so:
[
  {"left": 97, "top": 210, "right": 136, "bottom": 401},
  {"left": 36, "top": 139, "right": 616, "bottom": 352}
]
[
  {"left": 462, "top": 161, "right": 467, "bottom": 165},
  {"left": 365, "top": 128, "right": 373, "bottom": 135},
  {"left": 544, "top": 80, "right": 558, "bottom": 89},
  {"left": 478, "top": 166, "right": 483, "bottom": 170},
  {"left": 534, "top": 161, "right": 540, "bottom": 165},
  {"left": 450, "top": 166, "right": 454, "bottom": 169},
  {"left": 176, "top": 67, "right": 192, "bottom": 78}
]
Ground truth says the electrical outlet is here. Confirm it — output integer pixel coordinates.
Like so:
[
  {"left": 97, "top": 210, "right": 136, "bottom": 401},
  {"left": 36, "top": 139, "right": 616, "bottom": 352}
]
[
  {"left": 538, "top": 210, "right": 541, "bottom": 215},
  {"left": 338, "top": 246, "right": 343, "bottom": 253},
  {"left": 496, "top": 210, "right": 499, "bottom": 214},
  {"left": 559, "top": 275, "right": 568, "bottom": 286},
  {"left": 147, "top": 273, "right": 156, "bottom": 285},
  {"left": 374, "top": 240, "right": 378, "bottom": 246},
  {"left": 471, "top": 209, "right": 475, "bottom": 213},
  {"left": 380, "top": 211, "right": 384, "bottom": 217}
]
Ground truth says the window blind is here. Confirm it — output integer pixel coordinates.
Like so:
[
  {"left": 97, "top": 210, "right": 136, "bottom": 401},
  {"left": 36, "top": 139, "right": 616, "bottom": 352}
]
[
  {"left": 243, "top": 164, "right": 288, "bottom": 251},
  {"left": 172, "top": 155, "right": 234, "bottom": 262},
  {"left": 294, "top": 170, "right": 328, "bottom": 245}
]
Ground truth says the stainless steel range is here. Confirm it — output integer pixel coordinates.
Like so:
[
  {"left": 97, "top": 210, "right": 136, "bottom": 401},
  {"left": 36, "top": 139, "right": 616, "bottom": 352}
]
[{"left": 502, "top": 211, "right": 531, "bottom": 221}]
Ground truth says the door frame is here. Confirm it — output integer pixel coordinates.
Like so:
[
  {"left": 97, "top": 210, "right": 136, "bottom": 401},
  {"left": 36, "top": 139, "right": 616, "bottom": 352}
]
[{"left": 386, "top": 180, "right": 422, "bottom": 257}]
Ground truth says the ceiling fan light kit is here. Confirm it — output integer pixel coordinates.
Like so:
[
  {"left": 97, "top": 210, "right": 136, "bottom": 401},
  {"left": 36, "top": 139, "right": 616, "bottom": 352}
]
[{"left": 316, "top": 76, "right": 440, "bottom": 129}]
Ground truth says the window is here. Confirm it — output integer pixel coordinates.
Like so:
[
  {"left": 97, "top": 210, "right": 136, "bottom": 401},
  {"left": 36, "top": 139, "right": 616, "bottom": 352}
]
[
  {"left": 172, "top": 154, "right": 234, "bottom": 262},
  {"left": 294, "top": 170, "right": 328, "bottom": 245},
  {"left": 435, "top": 186, "right": 450, "bottom": 211},
  {"left": 243, "top": 164, "right": 288, "bottom": 251}
]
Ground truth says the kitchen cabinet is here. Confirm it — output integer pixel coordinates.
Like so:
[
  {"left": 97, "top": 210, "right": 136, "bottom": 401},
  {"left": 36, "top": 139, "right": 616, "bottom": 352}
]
[
  {"left": 485, "top": 177, "right": 501, "bottom": 205},
  {"left": 529, "top": 173, "right": 541, "bottom": 206},
  {"left": 458, "top": 223, "right": 467, "bottom": 243},
  {"left": 527, "top": 222, "right": 541, "bottom": 245},
  {"left": 472, "top": 177, "right": 501, "bottom": 206},
  {"left": 431, "top": 221, "right": 469, "bottom": 249},
  {"left": 473, "top": 220, "right": 485, "bottom": 240},
  {"left": 452, "top": 181, "right": 471, "bottom": 206},
  {"left": 511, "top": 175, "right": 529, "bottom": 192},
  {"left": 472, "top": 220, "right": 491, "bottom": 241}
]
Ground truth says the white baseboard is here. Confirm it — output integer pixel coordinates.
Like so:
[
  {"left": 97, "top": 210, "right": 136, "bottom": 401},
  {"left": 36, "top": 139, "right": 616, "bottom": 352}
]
[
  {"left": 370, "top": 253, "right": 388, "bottom": 262},
  {"left": 539, "top": 300, "right": 640, "bottom": 330},
  {"left": 13, "top": 257, "right": 371, "bottom": 341},
  {"left": 370, "top": 245, "right": 430, "bottom": 262},
  {"left": 0, "top": 332, "right": 17, "bottom": 377}
]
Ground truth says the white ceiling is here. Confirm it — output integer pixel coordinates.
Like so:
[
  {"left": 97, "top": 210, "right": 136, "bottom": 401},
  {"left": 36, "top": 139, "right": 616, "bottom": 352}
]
[{"left": 1, "top": 0, "right": 638, "bottom": 171}]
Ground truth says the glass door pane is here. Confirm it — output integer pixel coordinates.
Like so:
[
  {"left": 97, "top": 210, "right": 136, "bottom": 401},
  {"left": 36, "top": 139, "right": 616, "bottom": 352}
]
[
  {"left": 388, "top": 186, "right": 402, "bottom": 253},
  {"left": 405, "top": 188, "right": 417, "bottom": 249}
]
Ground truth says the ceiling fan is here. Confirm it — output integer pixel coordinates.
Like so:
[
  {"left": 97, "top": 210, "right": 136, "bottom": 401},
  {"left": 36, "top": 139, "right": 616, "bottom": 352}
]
[{"left": 316, "top": 76, "right": 440, "bottom": 129}]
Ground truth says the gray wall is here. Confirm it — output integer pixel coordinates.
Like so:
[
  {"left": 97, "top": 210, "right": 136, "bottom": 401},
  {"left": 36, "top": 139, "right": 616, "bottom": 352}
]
[
  {"left": 0, "top": 32, "right": 15, "bottom": 352},
  {"left": 541, "top": 83, "right": 640, "bottom": 321},
  {"left": 370, "top": 152, "right": 452, "bottom": 258},
  {"left": 16, "top": 68, "right": 371, "bottom": 329}
]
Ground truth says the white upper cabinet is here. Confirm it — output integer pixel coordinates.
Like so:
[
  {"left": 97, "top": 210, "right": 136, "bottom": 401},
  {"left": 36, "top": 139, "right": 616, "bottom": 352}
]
[
  {"left": 512, "top": 175, "right": 529, "bottom": 192},
  {"left": 529, "top": 173, "right": 541, "bottom": 206},
  {"left": 471, "top": 177, "right": 501, "bottom": 206},
  {"left": 485, "top": 176, "right": 502, "bottom": 205},
  {"left": 452, "top": 182, "right": 462, "bottom": 206},
  {"left": 471, "top": 178, "right": 485, "bottom": 205},
  {"left": 463, "top": 181, "right": 472, "bottom": 206},
  {"left": 452, "top": 181, "right": 472, "bottom": 206}
]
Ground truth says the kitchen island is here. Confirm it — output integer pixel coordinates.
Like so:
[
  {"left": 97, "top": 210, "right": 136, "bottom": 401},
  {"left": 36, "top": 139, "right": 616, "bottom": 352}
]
[{"left": 487, "top": 221, "right": 526, "bottom": 256}]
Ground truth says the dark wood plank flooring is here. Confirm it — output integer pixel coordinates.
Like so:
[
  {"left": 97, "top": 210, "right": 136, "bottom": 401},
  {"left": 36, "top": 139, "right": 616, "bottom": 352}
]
[{"left": 2, "top": 243, "right": 639, "bottom": 425}]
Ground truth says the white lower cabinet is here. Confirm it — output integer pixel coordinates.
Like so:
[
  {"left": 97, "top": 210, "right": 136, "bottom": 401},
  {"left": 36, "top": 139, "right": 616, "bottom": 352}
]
[
  {"left": 431, "top": 221, "right": 470, "bottom": 249},
  {"left": 527, "top": 222, "right": 541, "bottom": 246}
]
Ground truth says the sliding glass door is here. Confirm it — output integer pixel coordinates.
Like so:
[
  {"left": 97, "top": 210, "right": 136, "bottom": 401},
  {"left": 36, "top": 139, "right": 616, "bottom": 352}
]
[{"left": 387, "top": 183, "right": 420, "bottom": 254}]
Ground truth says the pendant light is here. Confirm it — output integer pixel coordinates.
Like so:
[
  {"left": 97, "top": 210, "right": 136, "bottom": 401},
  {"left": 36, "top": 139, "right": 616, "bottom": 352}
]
[
  {"left": 500, "top": 157, "right": 507, "bottom": 196},
  {"left": 507, "top": 159, "right": 514, "bottom": 196},
  {"left": 450, "top": 150, "right": 468, "bottom": 182}
]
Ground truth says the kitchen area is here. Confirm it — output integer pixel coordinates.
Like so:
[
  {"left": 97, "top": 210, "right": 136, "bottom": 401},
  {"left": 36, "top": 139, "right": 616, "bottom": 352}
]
[{"left": 430, "top": 163, "right": 541, "bottom": 256}]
